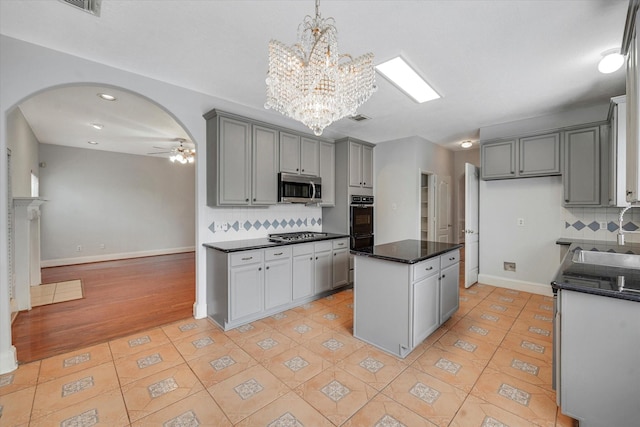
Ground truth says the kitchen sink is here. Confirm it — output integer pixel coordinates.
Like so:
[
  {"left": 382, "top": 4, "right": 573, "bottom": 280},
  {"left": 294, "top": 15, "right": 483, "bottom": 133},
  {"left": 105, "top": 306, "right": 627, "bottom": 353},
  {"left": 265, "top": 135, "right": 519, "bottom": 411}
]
[{"left": 572, "top": 250, "right": 640, "bottom": 270}]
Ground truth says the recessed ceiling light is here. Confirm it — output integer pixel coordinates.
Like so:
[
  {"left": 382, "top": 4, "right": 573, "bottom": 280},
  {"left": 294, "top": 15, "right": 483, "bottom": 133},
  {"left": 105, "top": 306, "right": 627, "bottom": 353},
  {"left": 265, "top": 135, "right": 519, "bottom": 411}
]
[
  {"left": 461, "top": 140, "right": 473, "bottom": 149},
  {"left": 87, "top": 140, "right": 99, "bottom": 145},
  {"left": 375, "top": 56, "right": 440, "bottom": 103},
  {"left": 90, "top": 123, "right": 104, "bottom": 130},
  {"left": 598, "top": 50, "right": 624, "bottom": 74},
  {"left": 97, "top": 93, "right": 116, "bottom": 101}
]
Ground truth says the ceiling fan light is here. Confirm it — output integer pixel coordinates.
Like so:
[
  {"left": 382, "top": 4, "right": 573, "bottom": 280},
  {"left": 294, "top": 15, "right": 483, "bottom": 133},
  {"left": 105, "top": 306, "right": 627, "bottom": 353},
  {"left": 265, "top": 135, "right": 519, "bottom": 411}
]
[{"left": 598, "top": 51, "right": 624, "bottom": 74}]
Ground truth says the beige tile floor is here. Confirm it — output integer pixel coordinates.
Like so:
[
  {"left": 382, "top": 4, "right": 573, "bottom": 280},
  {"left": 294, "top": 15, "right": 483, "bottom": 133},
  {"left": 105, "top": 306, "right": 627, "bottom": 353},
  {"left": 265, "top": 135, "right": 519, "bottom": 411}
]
[
  {"left": 30, "top": 280, "right": 84, "bottom": 307},
  {"left": 0, "top": 284, "right": 577, "bottom": 427}
]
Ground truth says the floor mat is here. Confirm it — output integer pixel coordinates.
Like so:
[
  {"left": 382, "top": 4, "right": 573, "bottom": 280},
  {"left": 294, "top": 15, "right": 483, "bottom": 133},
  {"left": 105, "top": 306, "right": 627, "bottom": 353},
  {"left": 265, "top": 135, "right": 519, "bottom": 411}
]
[{"left": 30, "top": 279, "right": 84, "bottom": 307}]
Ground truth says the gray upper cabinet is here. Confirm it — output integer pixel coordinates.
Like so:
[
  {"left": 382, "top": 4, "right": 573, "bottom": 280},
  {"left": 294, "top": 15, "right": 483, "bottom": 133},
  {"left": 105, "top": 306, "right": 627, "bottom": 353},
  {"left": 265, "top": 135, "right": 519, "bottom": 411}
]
[
  {"left": 252, "top": 125, "right": 279, "bottom": 205},
  {"left": 563, "top": 126, "right": 602, "bottom": 206},
  {"left": 349, "top": 140, "right": 374, "bottom": 188},
  {"left": 519, "top": 133, "right": 561, "bottom": 177},
  {"left": 279, "top": 133, "right": 319, "bottom": 176},
  {"left": 481, "top": 139, "right": 517, "bottom": 179},
  {"left": 205, "top": 110, "right": 278, "bottom": 207},
  {"left": 319, "top": 141, "right": 335, "bottom": 206},
  {"left": 481, "top": 133, "right": 561, "bottom": 180}
]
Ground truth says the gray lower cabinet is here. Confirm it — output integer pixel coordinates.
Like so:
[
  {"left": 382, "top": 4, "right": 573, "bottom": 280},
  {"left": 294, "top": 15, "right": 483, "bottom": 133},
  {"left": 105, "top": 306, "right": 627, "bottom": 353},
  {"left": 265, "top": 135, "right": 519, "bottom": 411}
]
[
  {"left": 481, "top": 133, "right": 561, "bottom": 180},
  {"left": 558, "top": 290, "right": 640, "bottom": 426},
  {"left": 563, "top": 126, "right": 602, "bottom": 206},
  {"left": 354, "top": 249, "right": 460, "bottom": 358},
  {"left": 207, "top": 238, "right": 349, "bottom": 330},
  {"left": 264, "top": 247, "right": 292, "bottom": 310}
]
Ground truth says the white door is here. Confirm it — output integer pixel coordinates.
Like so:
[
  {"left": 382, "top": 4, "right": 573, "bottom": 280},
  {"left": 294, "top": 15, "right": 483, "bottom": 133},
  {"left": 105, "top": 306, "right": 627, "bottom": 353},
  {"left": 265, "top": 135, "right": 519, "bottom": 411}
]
[
  {"left": 436, "top": 176, "right": 451, "bottom": 242},
  {"left": 464, "top": 163, "right": 479, "bottom": 288}
]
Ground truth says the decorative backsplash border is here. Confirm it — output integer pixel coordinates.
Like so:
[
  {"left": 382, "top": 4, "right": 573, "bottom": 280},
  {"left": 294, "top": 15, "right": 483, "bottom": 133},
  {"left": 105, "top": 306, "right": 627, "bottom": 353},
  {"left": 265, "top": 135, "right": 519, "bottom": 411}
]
[
  {"left": 562, "top": 207, "right": 640, "bottom": 243},
  {"left": 209, "top": 216, "right": 322, "bottom": 234}
]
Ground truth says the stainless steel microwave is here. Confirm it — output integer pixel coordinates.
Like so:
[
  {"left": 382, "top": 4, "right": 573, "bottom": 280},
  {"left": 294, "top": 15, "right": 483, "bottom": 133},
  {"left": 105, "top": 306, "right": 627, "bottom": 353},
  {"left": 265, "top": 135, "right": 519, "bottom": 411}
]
[{"left": 278, "top": 172, "right": 322, "bottom": 204}]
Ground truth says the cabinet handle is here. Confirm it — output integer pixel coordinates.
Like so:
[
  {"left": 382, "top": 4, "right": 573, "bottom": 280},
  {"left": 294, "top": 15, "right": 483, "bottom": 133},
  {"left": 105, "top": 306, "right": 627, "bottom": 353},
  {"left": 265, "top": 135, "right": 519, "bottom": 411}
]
[
  {"left": 253, "top": 198, "right": 256, "bottom": 202},
  {"left": 334, "top": 253, "right": 336, "bottom": 256},
  {"left": 296, "top": 168, "right": 299, "bottom": 171},
  {"left": 274, "top": 252, "right": 283, "bottom": 256},
  {"left": 565, "top": 199, "right": 569, "bottom": 202},
  {"left": 449, "top": 257, "right": 455, "bottom": 261},
  {"left": 363, "top": 182, "right": 366, "bottom": 185},
  {"left": 426, "top": 266, "right": 433, "bottom": 271},
  {"left": 241, "top": 257, "right": 253, "bottom": 261},
  {"left": 258, "top": 267, "right": 262, "bottom": 271},
  {"left": 510, "top": 171, "right": 515, "bottom": 174},
  {"left": 442, "top": 274, "right": 446, "bottom": 278},
  {"left": 337, "top": 243, "right": 344, "bottom": 246},
  {"left": 302, "top": 169, "right": 305, "bottom": 172},
  {"left": 266, "top": 266, "right": 269, "bottom": 270},
  {"left": 310, "top": 257, "right": 313, "bottom": 260},
  {"left": 360, "top": 182, "right": 362, "bottom": 185},
  {"left": 316, "top": 257, "right": 318, "bottom": 260},
  {"left": 245, "top": 198, "right": 249, "bottom": 202}
]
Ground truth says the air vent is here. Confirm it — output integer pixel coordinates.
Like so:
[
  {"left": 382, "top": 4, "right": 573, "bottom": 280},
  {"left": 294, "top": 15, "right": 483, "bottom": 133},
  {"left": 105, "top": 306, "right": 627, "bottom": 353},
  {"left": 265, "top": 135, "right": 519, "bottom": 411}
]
[
  {"left": 59, "top": 0, "right": 101, "bottom": 16},
  {"left": 349, "top": 114, "right": 371, "bottom": 122}
]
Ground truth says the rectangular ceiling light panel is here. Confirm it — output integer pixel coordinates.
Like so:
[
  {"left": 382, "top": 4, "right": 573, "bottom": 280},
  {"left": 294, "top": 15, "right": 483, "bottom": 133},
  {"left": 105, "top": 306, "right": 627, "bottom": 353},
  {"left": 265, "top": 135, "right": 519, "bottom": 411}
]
[{"left": 375, "top": 57, "right": 440, "bottom": 103}]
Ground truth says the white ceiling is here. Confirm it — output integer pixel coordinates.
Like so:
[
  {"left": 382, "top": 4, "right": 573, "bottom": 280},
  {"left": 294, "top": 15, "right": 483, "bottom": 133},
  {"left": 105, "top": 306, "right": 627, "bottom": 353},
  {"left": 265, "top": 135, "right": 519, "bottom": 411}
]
[{"left": 0, "top": 0, "right": 630, "bottom": 156}]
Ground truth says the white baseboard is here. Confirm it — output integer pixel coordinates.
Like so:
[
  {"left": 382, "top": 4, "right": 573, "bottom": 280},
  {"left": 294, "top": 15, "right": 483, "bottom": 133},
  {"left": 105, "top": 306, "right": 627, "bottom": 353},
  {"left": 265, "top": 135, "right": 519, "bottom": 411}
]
[
  {"left": 477, "top": 274, "right": 553, "bottom": 296},
  {"left": 0, "top": 346, "right": 18, "bottom": 375},
  {"left": 193, "top": 301, "right": 207, "bottom": 320},
  {"left": 41, "top": 247, "right": 196, "bottom": 268}
]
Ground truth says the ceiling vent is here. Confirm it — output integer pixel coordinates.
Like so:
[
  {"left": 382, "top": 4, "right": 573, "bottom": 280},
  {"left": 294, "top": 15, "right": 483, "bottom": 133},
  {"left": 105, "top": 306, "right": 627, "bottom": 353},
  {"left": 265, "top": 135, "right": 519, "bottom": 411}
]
[
  {"left": 349, "top": 114, "right": 371, "bottom": 122},
  {"left": 59, "top": 0, "right": 101, "bottom": 16}
]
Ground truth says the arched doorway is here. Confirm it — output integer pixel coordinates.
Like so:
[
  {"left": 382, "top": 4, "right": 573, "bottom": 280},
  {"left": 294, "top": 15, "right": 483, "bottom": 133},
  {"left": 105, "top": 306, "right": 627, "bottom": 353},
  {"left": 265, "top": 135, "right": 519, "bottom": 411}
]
[{"left": 7, "top": 84, "right": 198, "bottom": 362}]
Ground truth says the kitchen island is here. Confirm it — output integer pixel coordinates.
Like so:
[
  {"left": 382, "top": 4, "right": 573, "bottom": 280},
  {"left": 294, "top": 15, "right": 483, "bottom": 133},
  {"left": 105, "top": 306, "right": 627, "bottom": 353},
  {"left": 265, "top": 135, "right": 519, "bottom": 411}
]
[
  {"left": 351, "top": 239, "right": 462, "bottom": 358},
  {"left": 551, "top": 241, "right": 640, "bottom": 427}
]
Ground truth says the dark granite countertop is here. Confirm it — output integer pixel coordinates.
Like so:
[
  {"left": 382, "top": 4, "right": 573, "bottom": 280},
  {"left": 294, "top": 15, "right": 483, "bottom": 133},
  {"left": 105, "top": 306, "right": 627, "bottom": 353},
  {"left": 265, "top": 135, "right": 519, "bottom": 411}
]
[
  {"left": 203, "top": 233, "right": 349, "bottom": 253},
  {"left": 552, "top": 241, "right": 640, "bottom": 303},
  {"left": 351, "top": 239, "right": 463, "bottom": 264}
]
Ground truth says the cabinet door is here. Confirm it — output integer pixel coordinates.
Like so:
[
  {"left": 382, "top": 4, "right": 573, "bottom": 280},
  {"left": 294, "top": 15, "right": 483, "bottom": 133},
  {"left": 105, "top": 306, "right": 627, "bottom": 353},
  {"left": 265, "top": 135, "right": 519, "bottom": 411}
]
[
  {"left": 349, "top": 142, "right": 363, "bottom": 186},
  {"left": 230, "top": 263, "right": 264, "bottom": 321},
  {"left": 264, "top": 258, "right": 292, "bottom": 310},
  {"left": 361, "top": 144, "right": 374, "bottom": 188},
  {"left": 481, "top": 140, "right": 517, "bottom": 180},
  {"left": 332, "top": 248, "right": 349, "bottom": 289},
  {"left": 564, "top": 127, "right": 600, "bottom": 206},
  {"left": 439, "top": 263, "right": 459, "bottom": 323},
  {"left": 319, "top": 141, "right": 335, "bottom": 206},
  {"left": 519, "top": 133, "right": 561, "bottom": 177},
  {"left": 300, "top": 137, "right": 319, "bottom": 176},
  {"left": 314, "top": 251, "right": 332, "bottom": 294},
  {"left": 219, "top": 117, "right": 251, "bottom": 205},
  {"left": 292, "top": 253, "right": 314, "bottom": 300},
  {"left": 412, "top": 274, "right": 440, "bottom": 347},
  {"left": 252, "top": 125, "right": 278, "bottom": 205},
  {"left": 280, "top": 132, "right": 301, "bottom": 173}
]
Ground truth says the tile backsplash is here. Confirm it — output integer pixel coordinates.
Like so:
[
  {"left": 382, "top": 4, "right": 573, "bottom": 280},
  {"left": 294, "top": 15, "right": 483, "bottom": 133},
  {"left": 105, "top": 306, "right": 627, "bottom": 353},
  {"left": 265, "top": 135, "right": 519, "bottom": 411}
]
[
  {"left": 207, "top": 204, "right": 323, "bottom": 241},
  {"left": 562, "top": 207, "right": 640, "bottom": 243}
]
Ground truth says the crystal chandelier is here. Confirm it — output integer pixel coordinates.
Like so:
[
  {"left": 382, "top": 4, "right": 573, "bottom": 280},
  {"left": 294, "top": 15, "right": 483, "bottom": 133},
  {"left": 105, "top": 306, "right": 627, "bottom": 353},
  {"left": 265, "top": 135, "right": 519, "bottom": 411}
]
[
  {"left": 169, "top": 140, "right": 195, "bottom": 164},
  {"left": 265, "top": 0, "right": 376, "bottom": 136}
]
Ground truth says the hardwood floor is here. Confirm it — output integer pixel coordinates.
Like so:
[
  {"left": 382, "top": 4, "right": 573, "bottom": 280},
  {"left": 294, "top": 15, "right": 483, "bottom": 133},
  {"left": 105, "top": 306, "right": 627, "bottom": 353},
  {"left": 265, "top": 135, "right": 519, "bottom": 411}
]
[{"left": 11, "top": 252, "right": 195, "bottom": 364}]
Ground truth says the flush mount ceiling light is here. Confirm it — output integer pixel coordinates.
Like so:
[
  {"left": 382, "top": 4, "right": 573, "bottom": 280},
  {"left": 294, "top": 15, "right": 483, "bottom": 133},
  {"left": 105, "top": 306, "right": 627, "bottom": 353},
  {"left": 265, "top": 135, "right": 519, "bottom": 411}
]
[
  {"left": 460, "top": 140, "right": 473, "bottom": 149},
  {"left": 375, "top": 56, "right": 440, "bottom": 103},
  {"left": 97, "top": 93, "right": 116, "bottom": 101},
  {"left": 90, "top": 123, "right": 103, "bottom": 130},
  {"left": 265, "top": 0, "right": 377, "bottom": 136},
  {"left": 598, "top": 49, "right": 624, "bottom": 74}
]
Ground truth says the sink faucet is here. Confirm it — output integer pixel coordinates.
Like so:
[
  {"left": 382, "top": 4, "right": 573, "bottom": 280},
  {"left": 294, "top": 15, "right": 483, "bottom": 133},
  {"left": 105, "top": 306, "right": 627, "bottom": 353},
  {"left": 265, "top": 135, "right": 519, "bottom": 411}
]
[{"left": 617, "top": 204, "right": 640, "bottom": 245}]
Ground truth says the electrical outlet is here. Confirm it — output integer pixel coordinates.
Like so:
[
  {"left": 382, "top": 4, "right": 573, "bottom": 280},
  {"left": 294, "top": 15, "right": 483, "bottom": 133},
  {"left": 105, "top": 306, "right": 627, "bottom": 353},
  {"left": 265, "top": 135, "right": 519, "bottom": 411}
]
[
  {"left": 214, "top": 222, "right": 228, "bottom": 232},
  {"left": 504, "top": 262, "right": 516, "bottom": 272},
  {"left": 517, "top": 218, "right": 525, "bottom": 226},
  {"left": 99, "top": 243, "right": 105, "bottom": 249},
  {"left": 599, "top": 221, "right": 607, "bottom": 230},
  {"left": 76, "top": 245, "right": 82, "bottom": 252}
]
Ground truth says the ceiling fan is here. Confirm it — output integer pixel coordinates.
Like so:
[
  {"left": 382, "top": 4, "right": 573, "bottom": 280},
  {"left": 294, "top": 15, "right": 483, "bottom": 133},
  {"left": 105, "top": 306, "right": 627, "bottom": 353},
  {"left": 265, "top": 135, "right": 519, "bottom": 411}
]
[{"left": 148, "top": 138, "right": 195, "bottom": 164}]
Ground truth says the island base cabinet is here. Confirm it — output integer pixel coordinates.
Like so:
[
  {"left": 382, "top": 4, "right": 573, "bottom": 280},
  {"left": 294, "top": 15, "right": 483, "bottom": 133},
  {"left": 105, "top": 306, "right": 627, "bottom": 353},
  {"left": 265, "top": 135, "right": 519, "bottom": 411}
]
[
  {"left": 559, "top": 290, "right": 640, "bottom": 427},
  {"left": 440, "top": 262, "right": 460, "bottom": 323},
  {"left": 354, "top": 256, "right": 412, "bottom": 358},
  {"left": 412, "top": 274, "right": 440, "bottom": 346}
]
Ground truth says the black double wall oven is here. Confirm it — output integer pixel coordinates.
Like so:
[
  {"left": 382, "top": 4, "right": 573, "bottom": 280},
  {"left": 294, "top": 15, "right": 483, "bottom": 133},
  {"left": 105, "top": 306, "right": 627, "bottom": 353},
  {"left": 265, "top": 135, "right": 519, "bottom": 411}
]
[{"left": 350, "top": 195, "right": 374, "bottom": 249}]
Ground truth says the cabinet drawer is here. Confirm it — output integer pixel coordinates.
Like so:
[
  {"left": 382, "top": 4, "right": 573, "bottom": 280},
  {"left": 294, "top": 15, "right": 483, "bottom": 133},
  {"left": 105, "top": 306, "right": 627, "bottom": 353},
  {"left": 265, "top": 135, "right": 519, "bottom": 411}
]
[
  {"left": 230, "top": 250, "right": 263, "bottom": 267},
  {"left": 412, "top": 257, "right": 440, "bottom": 282},
  {"left": 314, "top": 241, "right": 332, "bottom": 253},
  {"left": 441, "top": 249, "right": 460, "bottom": 269},
  {"left": 292, "top": 243, "right": 314, "bottom": 256},
  {"left": 332, "top": 239, "right": 349, "bottom": 250},
  {"left": 265, "top": 246, "right": 292, "bottom": 261}
]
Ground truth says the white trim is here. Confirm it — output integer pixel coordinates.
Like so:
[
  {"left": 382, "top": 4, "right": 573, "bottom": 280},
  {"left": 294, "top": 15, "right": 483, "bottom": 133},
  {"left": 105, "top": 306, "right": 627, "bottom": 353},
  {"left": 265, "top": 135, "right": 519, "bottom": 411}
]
[
  {"left": 478, "top": 273, "right": 553, "bottom": 296},
  {"left": 193, "top": 301, "right": 207, "bottom": 320},
  {"left": 40, "top": 246, "right": 196, "bottom": 268},
  {"left": 0, "top": 345, "right": 17, "bottom": 374}
]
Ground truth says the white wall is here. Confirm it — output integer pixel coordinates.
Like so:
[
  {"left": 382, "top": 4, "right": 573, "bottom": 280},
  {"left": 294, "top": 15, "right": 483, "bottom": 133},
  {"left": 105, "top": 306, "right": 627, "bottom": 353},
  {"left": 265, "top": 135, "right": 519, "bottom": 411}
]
[
  {"left": 38, "top": 144, "right": 196, "bottom": 265},
  {"left": 7, "top": 107, "right": 39, "bottom": 197},
  {"left": 375, "top": 136, "right": 454, "bottom": 245},
  {"left": 478, "top": 104, "right": 609, "bottom": 295}
]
